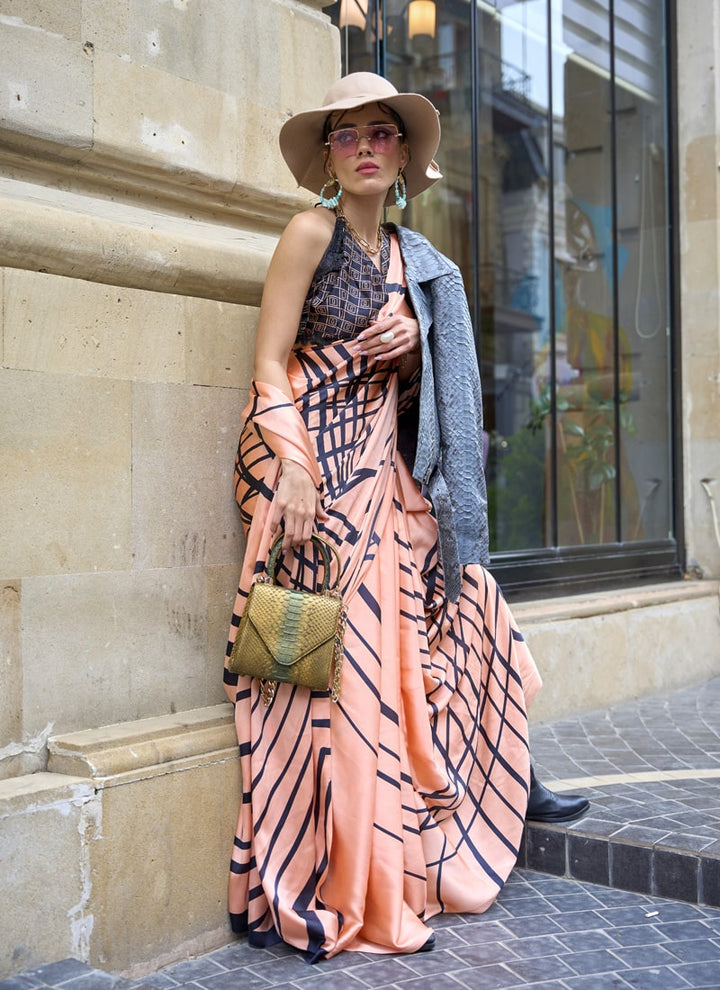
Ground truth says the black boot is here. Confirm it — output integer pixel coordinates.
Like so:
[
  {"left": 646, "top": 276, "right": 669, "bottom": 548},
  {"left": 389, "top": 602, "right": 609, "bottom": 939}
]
[{"left": 526, "top": 766, "right": 589, "bottom": 823}]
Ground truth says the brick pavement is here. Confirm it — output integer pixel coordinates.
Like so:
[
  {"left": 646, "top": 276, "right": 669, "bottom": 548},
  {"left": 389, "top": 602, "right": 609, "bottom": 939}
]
[{"left": 3, "top": 678, "right": 719, "bottom": 990}]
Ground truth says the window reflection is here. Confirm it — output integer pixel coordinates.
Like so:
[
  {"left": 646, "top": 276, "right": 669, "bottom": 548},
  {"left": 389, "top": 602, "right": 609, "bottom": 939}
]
[{"left": 327, "top": 0, "right": 672, "bottom": 568}]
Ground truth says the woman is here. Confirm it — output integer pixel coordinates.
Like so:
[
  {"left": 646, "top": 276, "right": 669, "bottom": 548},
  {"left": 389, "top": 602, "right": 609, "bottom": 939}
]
[{"left": 223, "top": 72, "right": 586, "bottom": 961}]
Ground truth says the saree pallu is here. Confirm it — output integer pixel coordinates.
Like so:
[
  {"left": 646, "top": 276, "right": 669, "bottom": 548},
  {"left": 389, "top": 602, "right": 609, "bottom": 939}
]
[{"left": 224, "top": 343, "right": 542, "bottom": 961}]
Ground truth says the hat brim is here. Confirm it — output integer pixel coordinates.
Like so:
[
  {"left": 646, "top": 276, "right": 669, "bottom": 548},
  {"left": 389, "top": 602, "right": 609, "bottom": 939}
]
[{"left": 279, "top": 85, "right": 442, "bottom": 207}]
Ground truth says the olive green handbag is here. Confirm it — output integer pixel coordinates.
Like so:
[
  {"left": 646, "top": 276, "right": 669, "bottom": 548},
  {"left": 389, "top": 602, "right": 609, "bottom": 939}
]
[{"left": 228, "top": 534, "right": 346, "bottom": 705}]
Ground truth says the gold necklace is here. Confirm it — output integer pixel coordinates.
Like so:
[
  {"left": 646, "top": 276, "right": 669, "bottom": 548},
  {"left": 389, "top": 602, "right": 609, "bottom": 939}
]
[{"left": 338, "top": 208, "right": 383, "bottom": 256}]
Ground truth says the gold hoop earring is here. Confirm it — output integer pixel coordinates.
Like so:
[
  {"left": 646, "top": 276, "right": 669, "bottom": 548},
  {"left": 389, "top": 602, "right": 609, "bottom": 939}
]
[{"left": 320, "top": 176, "right": 342, "bottom": 209}]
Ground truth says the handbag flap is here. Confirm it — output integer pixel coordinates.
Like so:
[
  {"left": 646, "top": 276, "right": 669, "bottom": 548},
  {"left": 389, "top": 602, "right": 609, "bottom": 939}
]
[{"left": 244, "top": 582, "right": 340, "bottom": 668}]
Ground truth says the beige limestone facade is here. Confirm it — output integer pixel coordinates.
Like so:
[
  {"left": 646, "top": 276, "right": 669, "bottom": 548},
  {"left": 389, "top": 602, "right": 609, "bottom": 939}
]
[{"left": 0, "top": 0, "right": 718, "bottom": 979}]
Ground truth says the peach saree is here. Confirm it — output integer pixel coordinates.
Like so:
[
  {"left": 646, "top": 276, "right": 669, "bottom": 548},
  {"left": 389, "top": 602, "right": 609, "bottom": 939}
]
[{"left": 223, "top": 229, "right": 541, "bottom": 961}]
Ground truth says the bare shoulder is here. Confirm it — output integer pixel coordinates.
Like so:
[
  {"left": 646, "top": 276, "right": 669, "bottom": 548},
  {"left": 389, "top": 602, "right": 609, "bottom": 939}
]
[
  {"left": 278, "top": 208, "right": 336, "bottom": 262},
  {"left": 263, "top": 208, "right": 336, "bottom": 302}
]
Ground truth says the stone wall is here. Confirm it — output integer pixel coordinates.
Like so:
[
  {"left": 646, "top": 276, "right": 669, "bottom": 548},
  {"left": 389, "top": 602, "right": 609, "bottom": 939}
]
[
  {"left": 0, "top": 0, "right": 338, "bottom": 976},
  {"left": 677, "top": 0, "right": 720, "bottom": 578},
  {"left": 0, "top": 0, "right": 337, "bottom": 777}
]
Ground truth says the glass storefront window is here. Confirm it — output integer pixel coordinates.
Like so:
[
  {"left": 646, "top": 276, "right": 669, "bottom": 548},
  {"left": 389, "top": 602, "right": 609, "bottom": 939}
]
[{"left": 325, "top": 0, "right": 677, "bottom": 592}]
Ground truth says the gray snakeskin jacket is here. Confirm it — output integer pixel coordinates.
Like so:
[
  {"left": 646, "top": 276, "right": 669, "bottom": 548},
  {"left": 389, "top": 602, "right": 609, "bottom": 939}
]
[{"left": 392, "top": 223, "right": 489, "bottom": 602}]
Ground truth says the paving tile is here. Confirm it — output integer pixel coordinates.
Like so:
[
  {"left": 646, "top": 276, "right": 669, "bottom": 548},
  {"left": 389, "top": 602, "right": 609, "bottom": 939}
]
[
  {"left": 448, "top": 941, "right": 518, "bottom": 968},
  {"left": 118, "top": 976, "right": 179, "bottom": 990},
  {"left": 7, "top": 679, "right": 720, "bottom": 990},
  {"left": 503, "top": 984, "right": 567, "bottom": 990},
  {"left": 161, "top": 959, "right": 225, "bottom": 984},
  {"left": 664, "top": 938, "right": 720, "bottom": 963},
  {"left": 539, "top": 891, "right": 607, "bottom": 915},
  {"left": 193, "top": 970, "right": 272, "bottom": 990},
  {"left": 243, "top": 954, "right": 314, "bottom": 985},
  {"left": 658, "top": 919, "right": 720, "bottom": 942},
  {"left": 505, "top": 953, "right": 576, "bottom": 983},
  {"left": 607, "top": 943, "right": 679, "bottom": 969},
  {"left": 670, "top": 960, "right": 720, "bottom": 988},
  {"left": 561, "top": 977, "right": 633, "bottom": 989},
  {"left": 501, "top": 913, "right": 567, "bottom": 938},
  {"left": 58, "top": 976, "right": 116, "bottom": 990},
  {"left": 412, "top": 974, "right": 502, "bottom": 990},
  {"left": 24, "top": 963, "right": 96, "bottom": 987},
  {"left": 700, "top": 856, "right": 720, "bottom": 908},
  {"left": 610, "top": 842, "right": 653, "bottom": 894},
  {"left": 499, "top": 934, "right": 566, "bottom": 959},
  {"left": 338, "top": 956, "right": 418, "bottom": 987},
  {"left": 555, "top": 930, "right": 618, "bottom": 953},
  {"left": 501, "top": 894, "right": 558, "bottom": 919},
  {"left": 565, "top": 948, "right": 631, "bottom": 976},
  {"left": 653, "top": 849, "right": 700, "bottom": 902},
  {"left": 448, "top": 920, "right": 514, "bottom": 945},
  {"left": 292, "top": 970, "right": 367, "bottom": 989},
  {"left": 567, "top": 836, "right": 610, "bottom": 886},
  {"left": 601, "top": 924, "right": 669, "bottom": 948},
  {"left": 524, "top": 827, "right": 567, "bottom": 875},
  {"left": 400, "top": 948, "right": 470, "bottom": 976},
  {"left": 614, "top": 969, "right": 695, "bottom": 988},
  {"left": 0, "top": 981, "right": 45, "bottom": 990}
]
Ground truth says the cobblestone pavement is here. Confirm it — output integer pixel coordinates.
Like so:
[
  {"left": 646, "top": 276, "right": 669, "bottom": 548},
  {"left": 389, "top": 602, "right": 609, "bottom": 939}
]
[
  {"left": 3, "top": 678, "right": 719, "bottom": 990},
  {"left": 521, "top": 677, "right": 720, "bottom": 910}
]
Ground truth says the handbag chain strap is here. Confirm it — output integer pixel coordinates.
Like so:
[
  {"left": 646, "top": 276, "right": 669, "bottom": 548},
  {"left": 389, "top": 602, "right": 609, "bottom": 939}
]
[{"left": 330, "top": 597, "right": 348, "bottom": 703}]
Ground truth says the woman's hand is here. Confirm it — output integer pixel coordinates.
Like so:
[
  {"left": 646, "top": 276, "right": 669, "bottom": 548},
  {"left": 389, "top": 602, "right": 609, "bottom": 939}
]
[
  {"left": 270, "top": 458, "right": 329, "bottom": 550},
  {"left": 352, "top": 312, "right": 421, "bottom": 364}
]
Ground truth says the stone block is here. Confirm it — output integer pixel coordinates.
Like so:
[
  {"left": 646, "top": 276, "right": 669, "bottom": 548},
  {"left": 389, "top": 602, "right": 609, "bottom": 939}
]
[
  {"left": 184, "top": 296, "right": 257, "bottom": 389},
  {"left": 47, "top": 705, "right": 236, "bottom": 782},
  {"left": 516, "top": 583, "right": 720, "bottom": 724},
  {"left": 206, "top": 563, "right": 245, "bottom": 701},
  {"left": 0, "top": 189, "right": 277, "bottom": 307},
  {"left": 21, "top": 568, "right": 228, "bottom": 737},
  {"left": 0, "top": 370, "right": 132, "bottom": 578},
  {"left": 279, "top": 0, "right": 340, "bottom": 111},
  {"left": 677, "top": 2, "right": 720, "bottom": 139},
  {"left": 236, "top": 98, "right": 309, "bottom": 198},
  {"left": 91, "top": 758, "right": 238, "bottom": 974},
  {"left": 683, "top": 355, "right": 720, "bottom": 440},
  {"left": 679, "top": 216, "right": 720, "bottom": 350},
  {"left": 128, "top": 0, "right": 278, "bottom": 105},
  {"left": 3, "top": 269, "right": 186, "bottom": 382},
  {"left": 684, "top": 441, "right": 720, "bottom": 575},
  {"left": 0, "top": 0, "right": 82, "bottom": 39},
  {"left": 0, "top": 772, "right": 97, "bottom": 979},
  {"left": 81, "top": 0, "right": 130, "bottom": 56},
  {"left": 123, "top": 0, "right": 336, "bottom": 111},
  {"left": 92, "top": 50, "right": 238, "bottom": 187},
  {"left": 682, "top": 138, "right": 720, "bottom": 223},
  {"left": 47, "top": 706, "right": 241, "bottom": 976},
  {"left": 131, "top": 382, "right": 244, "bottom": 570},
  {"left": 0, "top": 18, "right": 92, "bottom": 147}
]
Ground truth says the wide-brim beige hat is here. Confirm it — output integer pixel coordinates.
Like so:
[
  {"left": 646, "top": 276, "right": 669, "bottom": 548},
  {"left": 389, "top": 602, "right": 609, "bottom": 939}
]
[{"left": 279, "top": 72, "right": 442, "bottom": 207}]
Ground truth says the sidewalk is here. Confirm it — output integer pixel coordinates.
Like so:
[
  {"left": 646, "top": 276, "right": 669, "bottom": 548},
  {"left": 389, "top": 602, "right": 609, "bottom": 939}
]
[
  {"left": 523, "top": 675, "right": 720, "bottom": 908},
  {"left": 3, "top": 678, "right": 719, "bottom": 990}
]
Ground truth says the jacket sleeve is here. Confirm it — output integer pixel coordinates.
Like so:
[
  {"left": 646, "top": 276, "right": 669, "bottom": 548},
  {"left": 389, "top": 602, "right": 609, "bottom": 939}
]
[{"left": 430, "top": 267, "right": 490, "bottom": 566}]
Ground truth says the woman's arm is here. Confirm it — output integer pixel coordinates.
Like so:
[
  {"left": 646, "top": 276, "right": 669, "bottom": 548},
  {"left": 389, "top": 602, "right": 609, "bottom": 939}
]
[
  {"left": 252, "top": 209, "right": 335, "bottom": 548},
  {"left": 254, "top": 209, "right": 333, "bottom": 394}
]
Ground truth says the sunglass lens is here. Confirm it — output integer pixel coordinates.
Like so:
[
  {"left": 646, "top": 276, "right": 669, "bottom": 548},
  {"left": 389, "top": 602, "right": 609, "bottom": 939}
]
[
  {"left": 330, "top": 129, "right": 359, "bottom": 154},
  {"left": 368, "top": 126, "right": 397, "bottom": 146}
]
